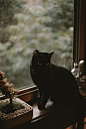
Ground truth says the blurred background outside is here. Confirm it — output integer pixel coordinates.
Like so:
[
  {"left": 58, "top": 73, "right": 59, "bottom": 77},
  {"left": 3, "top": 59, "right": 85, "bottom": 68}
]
[{"left": 0, "top": 0, "right": 74, "bottom": 89}]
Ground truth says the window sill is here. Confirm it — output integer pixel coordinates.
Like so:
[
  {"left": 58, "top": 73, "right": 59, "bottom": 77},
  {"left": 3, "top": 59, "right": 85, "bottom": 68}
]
[
  {"left": 11, "top": 96, "right": 86, "bottom": 129},
  {"left": 0, "top": 85, "right": 39, "bottom": 102},
  {"left": 0, "top": 86, "right": 86, "bottom": 129},
  {"left": 18, "top": 85, "right": 39, "bottom": 102}
]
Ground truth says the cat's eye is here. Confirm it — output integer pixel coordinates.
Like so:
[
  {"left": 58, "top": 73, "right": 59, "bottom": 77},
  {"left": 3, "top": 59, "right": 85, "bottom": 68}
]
[
  {"left": 46, "top": 63, "right": 49, "bottom": 66},
  {"left": 38, "top": 62, "right": 42, "bottom": 65}
]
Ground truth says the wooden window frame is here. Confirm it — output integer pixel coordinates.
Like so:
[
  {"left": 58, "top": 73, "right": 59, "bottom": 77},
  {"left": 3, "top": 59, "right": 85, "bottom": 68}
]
[
  {"left": 79, "top": 0, "right": 86, "bottom": 61},
  {"left": 73, "top": 0, "right": 80, "bottom": 65},
  {"left": 0, "top": 0, "right": 85, "bottom": 102}
]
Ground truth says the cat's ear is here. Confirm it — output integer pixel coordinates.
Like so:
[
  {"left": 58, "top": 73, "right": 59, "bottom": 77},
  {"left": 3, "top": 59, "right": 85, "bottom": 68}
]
[
  {"left": 33, "top": 50, "right": 39, "bottom": 56},
  {"left": 49, "top": 52, "right": 54, "bottom": 58}
]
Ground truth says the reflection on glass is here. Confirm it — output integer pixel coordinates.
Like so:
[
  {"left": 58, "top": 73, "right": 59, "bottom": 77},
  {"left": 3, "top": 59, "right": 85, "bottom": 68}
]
[{"left": 0, "top": 0, "right": 73, "bottom": 89}]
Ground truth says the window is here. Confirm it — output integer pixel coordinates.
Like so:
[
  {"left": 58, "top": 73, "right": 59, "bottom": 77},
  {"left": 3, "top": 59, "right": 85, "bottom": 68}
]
[
  {"left": 0, "top": 0, "right": 74, "bottom": 90},
  {"left": 0, "top": 1, "right": 86, "bottom": 129},
  {"left": 0, "top": 0, "right": 86, "bottom": 102}
]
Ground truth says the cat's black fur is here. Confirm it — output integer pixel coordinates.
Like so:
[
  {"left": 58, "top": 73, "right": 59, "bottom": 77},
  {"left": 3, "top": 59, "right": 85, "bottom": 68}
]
[{"left": 30, "top": 50, "right": 84, "bottom": 110}]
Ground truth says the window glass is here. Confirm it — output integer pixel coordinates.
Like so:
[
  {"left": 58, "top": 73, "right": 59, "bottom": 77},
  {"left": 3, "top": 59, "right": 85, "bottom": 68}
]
[{"left": 0, "top": 0, "right": 74, "bottom": 89}]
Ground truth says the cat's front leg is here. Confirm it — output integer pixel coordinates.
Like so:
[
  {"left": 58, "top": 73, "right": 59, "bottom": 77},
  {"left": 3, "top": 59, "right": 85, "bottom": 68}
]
[
  {"left": 37, "top": 94, "right": 49, "bottom": 110},
  {"left": 37, "top": 90, "right": 42, "bottom": 106}
]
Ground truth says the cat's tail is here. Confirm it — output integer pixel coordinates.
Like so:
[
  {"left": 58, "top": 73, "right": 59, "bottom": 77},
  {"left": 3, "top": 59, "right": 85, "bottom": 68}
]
[{"left": 76, "top": 94, "right": 86, "bottom": 129}]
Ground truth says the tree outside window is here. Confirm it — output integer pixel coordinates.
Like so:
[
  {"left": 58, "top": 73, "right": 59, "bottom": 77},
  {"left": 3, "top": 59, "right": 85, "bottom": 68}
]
[{"left": 0, "top": 0, "right": 73, "bottom": 89}]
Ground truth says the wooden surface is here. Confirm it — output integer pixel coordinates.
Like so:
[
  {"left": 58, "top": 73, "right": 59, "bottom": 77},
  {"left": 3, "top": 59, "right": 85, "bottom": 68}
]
[
  {"left": 79, "top": 0, "right": 86, "bottom": 60},
  {"left": 11, "top": 88, "right": 86, "bottom": 129},
  {"left": 30, "top": 88, "right": 86, "bottom": 129}
]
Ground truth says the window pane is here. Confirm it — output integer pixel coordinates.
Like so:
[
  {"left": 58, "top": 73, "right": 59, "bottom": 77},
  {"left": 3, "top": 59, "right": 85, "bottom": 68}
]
[{"left": 0, "top": 0, "right": 74, "bottom": 89}]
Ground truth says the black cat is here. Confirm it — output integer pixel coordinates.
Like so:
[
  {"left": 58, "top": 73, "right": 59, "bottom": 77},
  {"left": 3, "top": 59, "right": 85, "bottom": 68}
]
[{"left": 30, "top": 50, "right": 84, "bottom": 110}]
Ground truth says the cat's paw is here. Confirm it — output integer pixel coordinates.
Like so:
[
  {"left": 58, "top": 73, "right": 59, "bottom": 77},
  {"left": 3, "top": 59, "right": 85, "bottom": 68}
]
[
  {"left": 37, "top": 102, "right": 45, "bottom": 110},
  {"left": 37, "top": 99, "right": 41, "bottom": 106}
]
